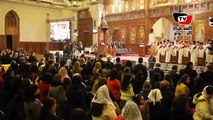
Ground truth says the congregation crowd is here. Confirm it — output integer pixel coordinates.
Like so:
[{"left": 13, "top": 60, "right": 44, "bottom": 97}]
[{"left": 0, "top": 48, "right": 212, "bottom": 120}]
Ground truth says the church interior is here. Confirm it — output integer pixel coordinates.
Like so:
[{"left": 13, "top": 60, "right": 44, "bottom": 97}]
[
  {"left": 0, "top": 0, "right": 213, "bottom": 120},
  {"left": 0, "top": 0, "right": 213, "bottom": 66}
]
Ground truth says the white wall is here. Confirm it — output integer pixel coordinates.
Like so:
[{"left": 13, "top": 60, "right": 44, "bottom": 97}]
[
  {"left": 152, "top": 18, "right": 163, "bottom": 37},
  {"left": 0, "top": 1, "right": 75, "bottom": 42},
  {"left": 151, "top": 18, "right": 172, "bottom": 41}
]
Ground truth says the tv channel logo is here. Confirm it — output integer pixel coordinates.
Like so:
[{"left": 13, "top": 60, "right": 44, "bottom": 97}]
[{"left": 173, "top": 13, "right": 192, "bottom": 25}]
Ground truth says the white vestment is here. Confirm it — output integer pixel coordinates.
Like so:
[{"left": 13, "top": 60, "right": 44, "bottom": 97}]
[
  {"left": 160, "top": 46, "right": 166, "bottom": 56},
  {"left": 165, "top": 45, "right": 173, "bottom": 63},
  {"left": 172, "top": 46, "right": 177, "bottom": 56},
  {"left": 190, "top": 45, "right": 198, "bottom": 65},
  {"left": 198, "top": 47, "right": 204, "bottom": 58},
  {"left": 178, "top": 44, "right": 184, "bottom": 64},
  {"left": 156, "top": 45, "right": 162, "bottom": 63},
  {"left": 204, "top": 44, "right": 211, "bottom": 63},
  {"left": 183, "top": 47, "right": 189, "bottom": 57}
]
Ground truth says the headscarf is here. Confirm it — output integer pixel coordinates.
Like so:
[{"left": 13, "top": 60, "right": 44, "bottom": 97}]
[
  {"left": 58, "top": 67, "right": 70, "bottom": 82},
  {"left": 92, "top": 85, "right": 115, "bottom": 109},
  {"left": 122, "top": 100, "right": 143, "bottom": 120},
  {"left": 65, "top": 59, "right": 72, "bottom": 68},
  {"left": 148, "top": 89, "right": 162, "bottom": 105},
  {"left": 202, "top": 85, "right": 213, "bottom": 99}
]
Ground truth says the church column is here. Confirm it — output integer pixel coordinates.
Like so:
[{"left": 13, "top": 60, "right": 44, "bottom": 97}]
[
  {"left": 89, "top": 4, "right": 104, "bottom": 45},
  {"left": 144, "top": 0, "right": 150, "bottom": 55},
  {"left": 72, "top": 10, "right": 78, "bottom": 42}
]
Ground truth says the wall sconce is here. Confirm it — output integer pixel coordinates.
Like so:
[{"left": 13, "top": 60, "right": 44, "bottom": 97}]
[{"left": 93, "top": 28, "right": 98, "bottom": 34}]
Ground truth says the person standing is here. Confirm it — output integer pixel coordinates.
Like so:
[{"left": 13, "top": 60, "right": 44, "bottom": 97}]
[
  {"left": 165, "top": 42, "right": 173, "bottom": 63},
  {"left": 190, "top": 41, "right": 198, "bottom": 66},
  {"left": 193, "top": 85, "right": 213, "bottom": 120},
  {"left": 148, "top": 55, "right": 156, "bottom": 70},
  {"left": 134, "top": 57, "right": 148, "bottom": 80},
  {"left": 178, "top": 41, "right": 184, "bottom": 64},
  {"left": 156, "top": 42, "right": 162, "bottom": 63}
]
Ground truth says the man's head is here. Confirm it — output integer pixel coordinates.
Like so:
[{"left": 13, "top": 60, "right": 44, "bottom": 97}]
[
  {"left": 138, "top": 57, "right": 143, "bottom": 63},
  {"left": 186, "top": 62, "right": 193, "bottom": 67}
]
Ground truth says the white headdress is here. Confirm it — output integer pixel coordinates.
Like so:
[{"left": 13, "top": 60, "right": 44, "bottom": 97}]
[
  {"left": 92, "top": 85, "right": 115, "bottom": 109},
  {"left": 122, "top": 100, "right": 143, "bottom": 120},
  {"left": 148, "top": 89, "right": 162, "bottom": 105}
]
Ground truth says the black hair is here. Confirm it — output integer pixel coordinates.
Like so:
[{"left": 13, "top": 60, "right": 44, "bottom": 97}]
[
  {"left": 116, "top": 57, "right": 120, "bottom": 63},
  {"left": 39, "top": 72, "right": 53, "bottom": 83},
  {"left": 121, "top": 73, "right": 132, "bottom": 91},
  {"left": 132, "top": 94, "right": 142, "bottom": 106},
  {"left": 97, "top": 78, "right": 107, "bottom": 89},
  {"left": 206, "top": 85, "right": 213, "bottom": 95},
  {"left": 177, "top": 74, "right": 190, "bottom": 85},
  {"left": 51, "top": 74, "right": 62, "bottom": 86},
  {"left": 110, "top": 68, "right": 118, "bottom": 80},
  {"left": 125, "top": 60, "right": 132, "bottom": 67},
  {"left": 171, "top": 94, "right": 189, "bottom": 113},
  {"left": 41, "top": 97, "right": 56, "bottom": 119},
  {"left": 138, "top": 57, "right": 143, "bottom": 63},
  {"left": 24, "top": 84, "right": 38, "bottom": 102},
  {"left": 172, "top": 65, "right": 178, "bottom": 70},
  {"left": 72, "top": 74, "right": 83, "bottom": 86},
  {"left": 70, "top": 108, "right": 88, "bottom": 120},
  {"left": 91, "top": 103, "right": 104, "bottom": 117},
  {"left": 186, "top": 62, "right": 193, "bottom": 67},
  {"left": 164, "top": 74, "right": 172, "bottom": 82}
]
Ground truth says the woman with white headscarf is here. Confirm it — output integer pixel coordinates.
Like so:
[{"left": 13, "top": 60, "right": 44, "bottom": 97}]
[
  {"left": 144, "top": 89, "right": 169, "bottom": 120},
  {"left": 91, "top": 85, "right": 117, "bottom": 120},
  {"left": 193, "top": 85, "right": 213, "bottom": 120},
  {"left": 116, "top": 100, "right": 143, "bottom": 120}
]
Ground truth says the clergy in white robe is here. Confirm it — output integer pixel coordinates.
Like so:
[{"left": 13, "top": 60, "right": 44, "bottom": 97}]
[
  {"left": 190, "top": 44, "right": 198, "bottom": 65},
  {"left": 183, "top": 46, "right": 189, "bottom": 57},
  {"left": 160, "top": 44, "right": 166, "bottom": 56},
  {"left": 204, "top": 43, "right": 211, "bottom": 63},
  {"left": 165, "top": 44, "right": 173, "bottom": 63},
  {"left": 172, "top": 45, "right": 178, "bottom": 57},
  {"left": 178, "top": 44, "right": 184, "bottom": 64},
  {"left": 156, "top": 44, "right": 162, "bottom": 63},
  {"left": 198, "top": 45, "right": 205, "bottom": 58}
]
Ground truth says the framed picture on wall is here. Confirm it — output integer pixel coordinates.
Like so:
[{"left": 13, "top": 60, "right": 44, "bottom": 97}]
[{"left": 130, "top": 27, "right": 136, "bottom": 44}]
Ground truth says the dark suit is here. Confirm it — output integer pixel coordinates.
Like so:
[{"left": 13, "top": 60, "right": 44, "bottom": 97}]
[
  {"left": 150, "top": 68, "right": 164, "bottom": 81},
  {"left": 97, "top": 59, "right": 105, "bottom": 69},
  {"left": 179, "top": 67, "right": 197, "bottom": 81},
  {"left": 169, "top": 70, "right": 180, "bottom": 87},
  {"left": 200, "top": 70, "right": 213, "bottom": 85},
  {"left": 133, "top": 63, "right": 148, "bottom": 80}
]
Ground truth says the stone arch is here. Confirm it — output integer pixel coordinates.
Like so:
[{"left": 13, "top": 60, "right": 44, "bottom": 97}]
[
  {"left": 5, "top": 10, "right": 19, "bottom": 35},
  {"left": 4, "top": 10, "right": 20, "bottom": 49}
]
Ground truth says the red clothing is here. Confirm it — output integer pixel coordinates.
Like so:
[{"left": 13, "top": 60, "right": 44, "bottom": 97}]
[
  {"left": 115, "top": 115, "right": 123, "bottom": 120},
  {"left": 39, "top": 82, "right": 51, "bottom": 102},
  {"left": 107, "top": 78, "right": 121, "bottom": 101}
]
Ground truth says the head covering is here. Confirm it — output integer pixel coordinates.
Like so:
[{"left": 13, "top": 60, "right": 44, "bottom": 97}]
[
  {"left": 92, "top": 85, "right": 115, "bottom": 109},
  {"left": 65, "top": 59, "right": 72, "bottom": 67},
  {"left": 202, "top": 85, "right": 213, "bottom": 99},
  {"left": 148, "top": 89, "right": 162, "bottom": 105},
  {"left": 122, "top": 100, "right": 143, "bottom": 120},
  {"left": 58, "top": 67, "right": 70, "bottom": 82}
]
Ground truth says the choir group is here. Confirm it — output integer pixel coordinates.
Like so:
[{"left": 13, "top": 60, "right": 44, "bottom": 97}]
[{"left": 156, "top": 40, "right": 213, "bottom": 65}]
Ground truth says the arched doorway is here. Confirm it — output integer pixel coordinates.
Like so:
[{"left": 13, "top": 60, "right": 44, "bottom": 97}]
[
  {"left": 148, "top": 17, "right": 173, "bottom": 55},
  {"left": 5, "top": 10, "right": 20, "bottom": 49}
]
